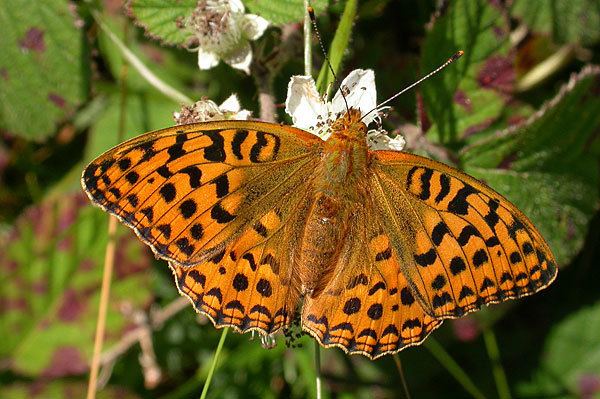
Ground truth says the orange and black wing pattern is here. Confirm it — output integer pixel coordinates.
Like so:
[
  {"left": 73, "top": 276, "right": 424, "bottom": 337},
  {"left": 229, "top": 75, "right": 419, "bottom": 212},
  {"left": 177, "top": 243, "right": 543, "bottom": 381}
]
[
  {"left": 371, "top": 151, "right": 557, "bottom": 319},
  {"left": 82, "top": 121, "right": 323, "bottom": 334},
  {"left": 302, "top": 200, "right": 442, "bottom": 359}
]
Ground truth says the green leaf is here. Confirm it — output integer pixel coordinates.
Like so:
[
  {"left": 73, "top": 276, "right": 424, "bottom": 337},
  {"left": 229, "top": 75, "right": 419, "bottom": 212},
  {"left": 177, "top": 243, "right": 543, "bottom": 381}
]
[
  {"left": 127, "top": 0, "right": 197, "bottom": 47},
  {"left": 0, "top": 194, "right": 153, "bottom": 377},
  {"left": 246, "top": 0, "right": 328, "bottom": 25},
  {"left": 316, "top": 0, "right": 358, "bottom": 95},
  {"left": 84, "top": 91, "right": 177, "bottom": 164},
  {"left": 461, "top": 66, "right": 600, "bottom": 265},
  {"left": 512, "top": 0, "right": 600, "bottom": 46},
  {"left": 97, "top": 12, "right": 192, "bottom": 97},
  {"left": 0, "top": 0, "right": 89, "bottom": 140},
  {"left": 516, "top": 302, "right": 600, "bottom": 398},
  {"left": 420, "top": 0, "right": 511, "bottom": 144}
]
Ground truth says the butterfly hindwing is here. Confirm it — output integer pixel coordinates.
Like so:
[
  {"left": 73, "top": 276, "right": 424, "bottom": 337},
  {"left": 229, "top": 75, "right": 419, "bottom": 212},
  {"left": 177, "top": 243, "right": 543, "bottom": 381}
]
[
  {"left": 171, "top": 187, "right": 314, "bottom": 334},
  {"left": 82, "top": 121, "right": 323, "bottom": 266},
  {"left": 371, "top": 151, "right": 557, "bottom": 319},
  {"left": 301, "top": 201, "right": 442, "bottom": 359}
]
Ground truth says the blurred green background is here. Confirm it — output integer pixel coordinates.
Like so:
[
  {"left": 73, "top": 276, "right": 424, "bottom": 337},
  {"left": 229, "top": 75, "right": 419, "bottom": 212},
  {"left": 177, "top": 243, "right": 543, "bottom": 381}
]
[{"left": 1, "top": 0, "right": 600, "bottom": 398}]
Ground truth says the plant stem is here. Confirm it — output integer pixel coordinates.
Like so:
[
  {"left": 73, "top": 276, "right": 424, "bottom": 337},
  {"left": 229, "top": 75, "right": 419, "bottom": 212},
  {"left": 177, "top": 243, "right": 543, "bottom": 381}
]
[
  {"left": 393, "top": 353, "right": 412, "bottom": 399},
  {"left": 92, "top": 11, "right": 192, "bottom": 105},
  {"left": 86, "top": 20, "right": 130, "bottom": 399},
  {"left": 200, "top": 328, "right": 229, "bottom": 399},
  {"left": 304, "top": 0, "right": 312, "bottom": 76},
  {"left": 424, "top": 338, "right": 487, "bottom": 399},
  {"left": 314, "top": 341, "right": 322, "bottom": 399},
  {"left": 483, "top": 327, "right": 512, "bottom": 399},
  {"left": 87, "top": 218, "right": 118, "bottom": 399}
]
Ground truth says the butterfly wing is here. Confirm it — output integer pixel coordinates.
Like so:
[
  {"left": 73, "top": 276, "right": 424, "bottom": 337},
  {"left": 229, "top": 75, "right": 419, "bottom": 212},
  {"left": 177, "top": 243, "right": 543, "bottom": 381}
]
[
  {"left": 82, "top": 121, "right": 323, "bottom": 334},
  {"left": 82, "top": 120, "right": 322, "bottom": 265},
  {"left": 170, "top": 183, "right": 314, "bottom": 334},
  {"left": 370, "top": 151, "right": 557, "bottom": 319},
  {"left": 301, "top": 199, "right": 442, "bottom": 359}
]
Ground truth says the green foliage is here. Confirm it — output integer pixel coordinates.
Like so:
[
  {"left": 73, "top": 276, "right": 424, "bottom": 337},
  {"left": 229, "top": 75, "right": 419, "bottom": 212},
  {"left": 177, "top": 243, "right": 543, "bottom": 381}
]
[
  {"left": 0, "top": 195, "right": 153, "bottom": 376},
  {"left": 462, "top": 66, "right": 600, "bottom": 265},
  {"left": 512, "top": 0, "right": 600, "bottom": 46},
  {"left": 0, "top": 0, "right": 88, "bottom": 139},
  {"left": 517, "top": 302, "right": 600, "bottom": 398},
  {"left": 245, "top": 0, "right": 328, "bottom": 25},
  {"left": 2, "top": 381, "right": 140, "bottom": 398},
  {"left": 128, "top": 0, "right": 198, "bottom": 46},
  {"left": 420, "top": 0, "right": 510, "bottom": 144},
  {"left": 1, "top": 0, "right": 600, "bottom": 398},
  {"left": 316, "top": 0, "right": 358, "bottom": 94}
]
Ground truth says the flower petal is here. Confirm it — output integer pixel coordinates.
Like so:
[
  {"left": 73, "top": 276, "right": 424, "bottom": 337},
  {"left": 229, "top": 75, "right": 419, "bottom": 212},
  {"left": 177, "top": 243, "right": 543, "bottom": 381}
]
[
  {"left": 197, "top": 48, "right": 220, "bottom": 70},
  {"left": 285, "top": 75, "right": 328, "bottom": 131},
  {"left": 331, "top": 69, "right": 377, "bottom": 124},
  {"left": 228, "top": 0, "right": 245, "bottom": 13},
  {"left": 219, "top": 94, "right": 242, "bottom": 113},
  {"left": 367, "top": 130, "right": 406, "bottom": 151},
  {"left": 223, "top": 41, "right": 252, "bottom": 74},
  {"left": 241, "top": 14, "right": 270, "bottom": 40}
]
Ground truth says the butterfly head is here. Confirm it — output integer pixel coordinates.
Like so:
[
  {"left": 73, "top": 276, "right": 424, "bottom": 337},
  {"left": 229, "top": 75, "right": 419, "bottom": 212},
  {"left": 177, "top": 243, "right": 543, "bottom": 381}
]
[{"left": 330, "top": 108, "right": 368, "bottom": 141}]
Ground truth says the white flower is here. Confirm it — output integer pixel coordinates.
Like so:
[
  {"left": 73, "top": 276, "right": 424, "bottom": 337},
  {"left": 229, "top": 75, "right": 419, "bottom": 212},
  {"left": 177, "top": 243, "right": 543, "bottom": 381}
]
[
  {"left": 186, "top": 0, "right": 269, "bottom": 74},
  {"left": 284, "top": 69, "right": 405, "bottom": 150},
  {"left": 173, "top": 94, "right": 251, "bottom": 124}
]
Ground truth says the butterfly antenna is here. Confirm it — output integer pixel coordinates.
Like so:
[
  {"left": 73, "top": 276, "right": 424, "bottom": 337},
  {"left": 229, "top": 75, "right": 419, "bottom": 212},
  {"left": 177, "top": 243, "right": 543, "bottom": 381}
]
[
  {"left": 307, "top": 6, "right": 350, "bottom": 112},
  {"left": 360, "top": 50, "right": 464, "bottom": 122}
]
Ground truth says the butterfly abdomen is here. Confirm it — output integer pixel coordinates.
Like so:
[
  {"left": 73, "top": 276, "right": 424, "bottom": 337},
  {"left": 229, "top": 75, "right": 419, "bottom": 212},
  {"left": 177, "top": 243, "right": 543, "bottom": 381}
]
[
  {"left": 299, "top": 192, "right": 351, "bottom": 296},
  {"left": 299, "top": 122, "right": 370, "bottom": 297}
]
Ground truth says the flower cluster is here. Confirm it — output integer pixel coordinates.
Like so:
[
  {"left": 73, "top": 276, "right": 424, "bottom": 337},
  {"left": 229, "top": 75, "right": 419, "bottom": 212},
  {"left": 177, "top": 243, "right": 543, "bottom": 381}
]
[
  {"left": 186, "top": 0, "right": 269, "bottom": 74},
  {"left": 285, "top": 69, "right": 405, "bottom": 150}
]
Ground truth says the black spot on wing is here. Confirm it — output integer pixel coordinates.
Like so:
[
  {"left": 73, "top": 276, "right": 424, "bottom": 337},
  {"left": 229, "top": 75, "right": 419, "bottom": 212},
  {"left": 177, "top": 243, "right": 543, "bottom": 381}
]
[
  {"left": 448, "top": 185, "right": 478, "bottom": 215},
  {"left": 231, "top": 130, "right": 249, "bottom": 160},
  {"left": 414, "top": 248, "right": 437, "bottom": 267},
  {"left": 180, "top": 166, "right": 202, "bottom": 188},
  {"left": 435, "top": 173, "right": 451, "bottom": 203},
  {"left": 419, "top": 168, "right": 434, "bottom": 200},
  {"left": 211, "top": 203, "right": 235, "bottom": 223},
  {"left": 432, "top": 221, "right": 450, "bottom": 245},
  {"left": 203, "top": 131, "right": 226, "bottom": 162},
  {"left": 213, "top": 174, "right": 230, "bottom": 198}
]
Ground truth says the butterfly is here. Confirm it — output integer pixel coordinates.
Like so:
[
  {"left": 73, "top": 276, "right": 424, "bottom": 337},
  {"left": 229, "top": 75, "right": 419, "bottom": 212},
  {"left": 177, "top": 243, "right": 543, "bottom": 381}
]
[{"left": 81, "top": 107, "right": 557, "bottom": 359}]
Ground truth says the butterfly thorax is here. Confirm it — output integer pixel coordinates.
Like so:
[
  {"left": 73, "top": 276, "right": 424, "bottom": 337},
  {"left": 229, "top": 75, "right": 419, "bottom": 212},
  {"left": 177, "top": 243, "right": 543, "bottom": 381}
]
[{"left": 299, "top": 109, "right": 370, "bottom": 297}]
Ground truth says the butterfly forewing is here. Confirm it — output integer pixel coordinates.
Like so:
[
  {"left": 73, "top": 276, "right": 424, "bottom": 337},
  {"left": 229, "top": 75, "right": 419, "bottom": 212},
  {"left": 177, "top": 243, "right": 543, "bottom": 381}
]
[
  {"left": 371, "top": 151, "right": 557, "bottom": 319},
  {"left": 82, "top": 121, "right": 323, "bottom": 266}
]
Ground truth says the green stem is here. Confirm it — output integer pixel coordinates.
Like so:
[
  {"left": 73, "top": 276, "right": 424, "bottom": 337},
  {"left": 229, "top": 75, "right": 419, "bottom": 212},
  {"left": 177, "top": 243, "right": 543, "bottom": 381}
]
[
  {"left": 92, "top": 11, "right": 193, "bottom": 105},
  {"left": 314, "top": 341, "right": 322, "bottom": 399},
  {"left": 482, "top": 327, "right": 511, "bottom": 399},
  {"left": 393, "top": 353, "right": 412, "bottom": 399},
  {"left": 303, "top": 0, "right": 312, "bottom": 76},
  {"left": 424, "top": 338, "right": 487, "bottom": 399},
  {"left": 200, "top": 328, "right": 229, "bottom": 399}
]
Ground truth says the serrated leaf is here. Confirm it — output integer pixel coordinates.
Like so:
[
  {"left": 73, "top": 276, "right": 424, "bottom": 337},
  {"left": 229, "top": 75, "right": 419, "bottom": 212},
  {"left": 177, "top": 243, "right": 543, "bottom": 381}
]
[
  {"left": 420, "top": 0, "right": 511, "bottom": 144},
  {"left": 245, "top": 0, "right": 328, "bottom": 25},
  {"left": 0, "top": 194, "right": 153, "bottom": 377},
  {"left": 316, "top": 0, "right": 358, "bottom": 94},
  {"left": 512, "top": 0, "right": 600, "bottom": 46},
  {"left": 462, "top": 66, "right": 600, "bottom": 265},
  {"left": 0, "top": 1, "right": 88, "bottom": 140},
  {"left": 516, "top": 302, "right": 600, "bottom": 398},
  {"left": 128, "top": 0, "right": 197, "bottom": 46}
]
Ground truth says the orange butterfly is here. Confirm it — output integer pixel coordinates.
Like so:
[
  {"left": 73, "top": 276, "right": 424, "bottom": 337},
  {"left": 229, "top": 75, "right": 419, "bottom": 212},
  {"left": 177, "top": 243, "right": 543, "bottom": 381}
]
[{"left": 81, "top": 104, "right": 557, "bottom": 359}]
